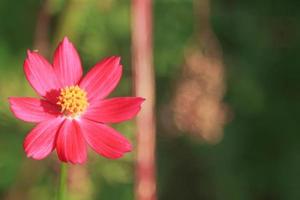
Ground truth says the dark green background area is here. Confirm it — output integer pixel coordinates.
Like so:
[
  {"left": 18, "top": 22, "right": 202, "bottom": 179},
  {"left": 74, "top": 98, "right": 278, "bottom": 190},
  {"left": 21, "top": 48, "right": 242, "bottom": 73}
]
[
  {"left": 156, "top": 1, "right": 300, "bottom": 199},
  {"left": 0, "top": 0, "right": 299, "bottom": 199}
]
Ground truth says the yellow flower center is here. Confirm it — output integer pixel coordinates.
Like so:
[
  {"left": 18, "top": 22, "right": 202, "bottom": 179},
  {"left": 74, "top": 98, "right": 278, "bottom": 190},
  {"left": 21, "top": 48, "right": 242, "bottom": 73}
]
[{"left": 57, "top": 85, "right": 89, "bottom": 117}]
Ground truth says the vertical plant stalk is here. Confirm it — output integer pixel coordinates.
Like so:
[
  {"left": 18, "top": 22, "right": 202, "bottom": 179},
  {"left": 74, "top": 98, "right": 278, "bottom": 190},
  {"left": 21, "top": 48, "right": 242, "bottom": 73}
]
[
  {"left": 34, "top": 0, "right": 51, "bottom": 55},
  {"left": 57, "top": 163, "right": 68, "bottom": 200},
  {"left": 192, "top": 0, "right": 222, "bottom": 58},
  {"left": 131, "top": 0, "right": 157, "bottom": 200}
]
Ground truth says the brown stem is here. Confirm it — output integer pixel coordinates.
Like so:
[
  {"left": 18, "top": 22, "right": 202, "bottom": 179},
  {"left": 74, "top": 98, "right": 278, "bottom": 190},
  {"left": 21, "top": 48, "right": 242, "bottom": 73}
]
[
  {"left": 34, "top": 0, "right": 51, "bottom": 55},
  {"left": 131, "top": 0, "right": 157, "bottom": 200}
]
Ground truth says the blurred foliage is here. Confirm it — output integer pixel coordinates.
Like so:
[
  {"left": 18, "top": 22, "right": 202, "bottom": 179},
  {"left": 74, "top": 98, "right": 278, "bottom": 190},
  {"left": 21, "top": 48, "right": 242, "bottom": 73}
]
[
  {"left": 156, "top": 0, "right": 300, "bottom": 200},
  {"left": 0, "top": 0, "right": 299, "bottom": 199}
]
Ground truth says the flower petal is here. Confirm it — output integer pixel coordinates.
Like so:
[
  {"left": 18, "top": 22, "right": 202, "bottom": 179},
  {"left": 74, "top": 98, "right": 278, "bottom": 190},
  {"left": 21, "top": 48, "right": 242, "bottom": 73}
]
[
  {"left": 24, "top": 117, "right": 63, "bottom": 160},
  {"left": 24, "top": 50, "right": 61, "bottom": 102},
  {"left": 79, "top": 56, "right": 122, "bottom": 103},
  {"left": 56, "top": 120, "right": 87, "bottom": 164},
  {"left": 53, "top": 37, "right": 83, "bottom": 86},
  {"left": 9, "top": 97, "right": 60, "bottom": 123},
  {"left": 83, "top": 97, "right": 144, "bottom": 123},
  {"left": 79, "top": 119, "right": 132, "bottom": 159}
]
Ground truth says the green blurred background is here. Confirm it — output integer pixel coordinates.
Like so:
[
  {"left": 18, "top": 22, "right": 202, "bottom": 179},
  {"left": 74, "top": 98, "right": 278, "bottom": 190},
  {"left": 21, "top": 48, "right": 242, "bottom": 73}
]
[{"left": 0, "top": 0, "right": 299, "bottom": 199}]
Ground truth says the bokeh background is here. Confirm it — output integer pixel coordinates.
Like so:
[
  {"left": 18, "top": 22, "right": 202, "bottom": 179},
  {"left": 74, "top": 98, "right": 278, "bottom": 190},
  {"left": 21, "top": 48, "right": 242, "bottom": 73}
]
[{"left": 0, "top": 0, "right": 299, "bottom": 199}]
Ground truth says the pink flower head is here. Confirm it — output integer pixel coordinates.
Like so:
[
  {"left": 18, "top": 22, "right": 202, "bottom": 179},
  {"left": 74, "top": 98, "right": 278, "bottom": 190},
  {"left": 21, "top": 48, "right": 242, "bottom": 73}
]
[{"left": 9, "top": 37, "right": 144, "bottom": 164}]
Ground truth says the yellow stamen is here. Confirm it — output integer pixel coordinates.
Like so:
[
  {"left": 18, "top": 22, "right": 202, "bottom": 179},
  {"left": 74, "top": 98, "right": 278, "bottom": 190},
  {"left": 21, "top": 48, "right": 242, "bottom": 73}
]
[{"left": 57, "top": 85, "right": 89, "bottom": 117}]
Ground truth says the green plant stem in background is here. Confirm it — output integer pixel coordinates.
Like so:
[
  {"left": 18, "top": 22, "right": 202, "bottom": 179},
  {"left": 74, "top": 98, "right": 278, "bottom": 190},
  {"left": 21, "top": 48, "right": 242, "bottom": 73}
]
[{"left": 57, "top": 163, "right": 68, "bottom": 200}]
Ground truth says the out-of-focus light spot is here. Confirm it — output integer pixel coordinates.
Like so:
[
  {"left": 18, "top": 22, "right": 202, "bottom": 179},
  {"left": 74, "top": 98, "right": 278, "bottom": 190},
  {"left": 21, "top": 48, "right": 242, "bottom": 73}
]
[{"left": 172, "top": 51, "right": 229, "bottom": 144}]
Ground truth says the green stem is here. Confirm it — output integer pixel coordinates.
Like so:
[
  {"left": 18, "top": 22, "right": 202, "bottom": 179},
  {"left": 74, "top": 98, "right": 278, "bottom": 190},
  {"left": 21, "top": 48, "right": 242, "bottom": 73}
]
[{"left": 57, "top": 163, "right": 68, "bottom": 200}]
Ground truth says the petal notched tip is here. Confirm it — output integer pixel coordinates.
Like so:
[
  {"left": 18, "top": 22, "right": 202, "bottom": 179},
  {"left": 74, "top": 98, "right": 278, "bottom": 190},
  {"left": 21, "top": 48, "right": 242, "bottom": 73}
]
[
  {"left": 25, "top": 50, "right": 35, "bottom": 63},
  {"left": 132, "top": 96, "right": 146, "bottom": 112},
  {"left": 26, "top": 49, "right": 41, "bottom": 58},
  {"left": 112, "top": 55, "right": 121, "bottom": 64},
  {"left": 8, "top": 97, "right": 19, "bottom": 119},
  {"left": 104, "top": 56, "right": 121, "bottom": 67},
  {"left": 62, "top": 36, "right": 70, "bottom": 43},
  {"left": 61, "top": 36, "right": 74, "bottom": 49},
  {"left": 136, "top": 97, "right": 146, "bottom": 103},
  {"left": 26, "top": 49, "right": 31, "bottom": 56},
  {"left": 132, "top": 97, "right": 145, "bottom": 114},
  {"left": 124, "top": 142, "right": 133, "bottom": 153}
]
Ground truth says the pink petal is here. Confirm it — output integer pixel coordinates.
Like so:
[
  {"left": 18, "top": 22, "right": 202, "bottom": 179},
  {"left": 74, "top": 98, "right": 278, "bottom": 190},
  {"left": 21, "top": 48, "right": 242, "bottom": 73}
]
[
  {"left": 9, "top": 97, "right": 60, "bottom": 123},
  {"left": 56, "top": 120, "right": 87, "bottom": 164},
  {"left": 79, "top": 56, "right": 122, "bottom": 103},
  {"left": 24, "top": 50, "right": 61, "bottom": 102},
  {"left": 79, "top": 119, "right": 132, "bottom": 159},
  {"left": 53, "top": 37, "right": 83, "bottom": 86},
  {"left": 83, "top": 97, "right": 144, "bottom": 123},
  {"left": 24, "top": 117, "right": 63, "bottom": 160}
]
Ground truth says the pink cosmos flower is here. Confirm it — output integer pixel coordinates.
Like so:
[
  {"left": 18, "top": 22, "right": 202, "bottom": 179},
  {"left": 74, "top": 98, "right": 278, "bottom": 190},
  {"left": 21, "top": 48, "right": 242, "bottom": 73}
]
[{"left": 9, "top": 37, "right": 144, "bottom": 164}]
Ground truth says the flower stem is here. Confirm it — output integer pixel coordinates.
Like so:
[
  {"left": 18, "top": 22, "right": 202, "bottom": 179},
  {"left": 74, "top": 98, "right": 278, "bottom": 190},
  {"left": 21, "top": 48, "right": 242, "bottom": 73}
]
[
  {"left": 132, "top": 0, "right": 157, "bottom": 199},
  {"left": 57, "top": 163, "right": 68, "bottom": 200}
]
